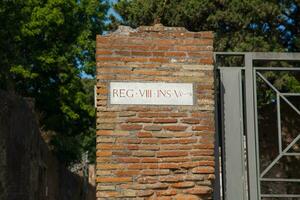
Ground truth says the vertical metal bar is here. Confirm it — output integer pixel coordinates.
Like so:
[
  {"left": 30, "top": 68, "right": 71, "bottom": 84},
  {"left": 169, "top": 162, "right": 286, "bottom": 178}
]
[
  {"left": 220, "top": 68, "right": 246, "bottom": 200},
  {"left": 277, "top": 94, "right": 282, "bottom": 153},
  {"left": 214, "top": 68, "right": 221, "bottom": 200},
  {"left": 253, "top": 69, "right": 261, "bottom": 199},
  {"left": 220, "top": 69, "right": 226, "bottom": 200},
  {"left": 244, "top": 53, "right": 260, "bottom": 200}
]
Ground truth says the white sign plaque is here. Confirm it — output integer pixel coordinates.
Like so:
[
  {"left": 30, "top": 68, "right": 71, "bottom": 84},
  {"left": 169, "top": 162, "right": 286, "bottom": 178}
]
[{"left": 109, "top": 82, "right": 194, "bottom": 105}]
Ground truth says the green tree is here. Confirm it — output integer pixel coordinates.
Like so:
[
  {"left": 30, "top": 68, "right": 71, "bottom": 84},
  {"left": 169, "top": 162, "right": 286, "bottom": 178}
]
[
  {"left": 113, "top": 0, "right": 295, "bottom": 52},
  {"left": 278, "top": 0, "right": 300, "bottom": 51},
  {"left": 0, "top": 0, "right": 108, "bottom": 165}
]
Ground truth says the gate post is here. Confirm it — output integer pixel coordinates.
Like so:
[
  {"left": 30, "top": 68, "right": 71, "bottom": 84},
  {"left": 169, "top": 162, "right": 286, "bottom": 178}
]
[
  {"left": 220, "top": 68, "right": 247, "bottom": 200},
  {"left": 244, "top": 53, "right": 260, "bottom": 200},
  {"left": 95, "top": 24, "right": 216, "bottom": 199}
]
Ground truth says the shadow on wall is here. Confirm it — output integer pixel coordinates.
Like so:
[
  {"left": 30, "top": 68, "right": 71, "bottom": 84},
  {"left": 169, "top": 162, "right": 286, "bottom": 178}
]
[{"left": 0, "top": 90, "right": 95, "bottom": 200}]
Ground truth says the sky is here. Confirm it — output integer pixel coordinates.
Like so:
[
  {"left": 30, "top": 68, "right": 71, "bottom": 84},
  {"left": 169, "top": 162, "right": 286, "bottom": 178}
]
[
  {"left": 107, "top": 0, "right": 122, "bottom": 22},
  {"left": 80, "top": 0, "right": 121, "bottom": 79}
]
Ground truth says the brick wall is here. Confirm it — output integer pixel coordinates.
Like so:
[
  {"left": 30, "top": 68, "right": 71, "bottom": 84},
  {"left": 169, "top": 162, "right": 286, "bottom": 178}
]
[
  {"left": 0, "top": 90, "right": 94, "bottom": 200},
  {"left": 96, "top": 24, "right": 215, "bottom": 200}
]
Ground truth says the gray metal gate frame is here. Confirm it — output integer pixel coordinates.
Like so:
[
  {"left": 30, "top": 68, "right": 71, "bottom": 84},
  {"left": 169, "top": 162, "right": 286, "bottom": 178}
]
[{"left": 215, "top": 52, "right": 300, "bottom": 200}]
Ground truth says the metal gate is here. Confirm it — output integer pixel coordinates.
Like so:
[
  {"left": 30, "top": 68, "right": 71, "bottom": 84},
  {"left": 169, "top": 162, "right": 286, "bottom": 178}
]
[{"left": 216, "top": 52, "right": 300, "bottom": 200}]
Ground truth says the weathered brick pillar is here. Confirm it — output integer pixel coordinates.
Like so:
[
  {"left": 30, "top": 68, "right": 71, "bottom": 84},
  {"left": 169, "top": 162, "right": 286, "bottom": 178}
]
[{"left": 95, "top": 24, "right": 215, "bottom": 200}]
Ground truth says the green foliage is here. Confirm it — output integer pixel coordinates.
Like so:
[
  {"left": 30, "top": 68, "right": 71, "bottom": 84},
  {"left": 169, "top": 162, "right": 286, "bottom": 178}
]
[
  {"left": 279, "top": 0, "right": 300, "bottom": 51},
  {"left": 0, "top": 0, "right": 107, "bottom": 165},
  {"left": 113, "top": 0, "right": 296, "bottom": 52}
]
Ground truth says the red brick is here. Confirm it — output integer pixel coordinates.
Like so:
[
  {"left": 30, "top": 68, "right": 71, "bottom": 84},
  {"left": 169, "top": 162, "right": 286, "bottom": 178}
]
[
  {"left": 142, "top": 138, "right": 159, "bottom": 144},
  {"left": 164, "top": 126, "right": 188, "bottom": 131},
  {"left": 127, "top": 144, "right": 139, "bottom": 150},
  {"left": 97, "top": 144, "right": 125, "bottom": 150},
  {"left": 192, "top": 126, "right": 214, "bottom": 131},
  {"left": 178, "top": 138, "right": 197, "bottom": 144},
  {"left": 117, "top": 157, "right": 140, "bottom": 163},
  {"left": 96, "top": 74, "right": 115, "bottom": 80},
  {"left": 97, "top": 112, "right": 116, "bottom": 118},
  {"left": 115, "top": 50, "right": 131, "bottom": 56},
  {"left": 126, "top": 118, "right": 153, "bottom": 123},
  {"left": 191, "top": 166, "right": 214, "bottom": 174},
  {"left": 131, "top": 51, "right": 152, "bottom": 56},
  {"left": 156, "top": 39, "right": 176, "bottom": 45},
  {"left": 172, "top": 182, "right": 195, "bottom": 188},
  {"left": 127, "top": 164, "right": 145, "bottom": 169},
  {"left": 139, "top": 112, "right": 169, "bottom": 118},
  {"left": 199, "top": 58, "right": 213, "bottom": 65},
  {"left": 126, "top": 107, "right": 151, "bottom": 112},
  {"left": 120, "top": 124, "right": 143, "bottom": 130},
  {"left": 160, "top": 145, "right": 193, "bottom": 150},
  {"left": 174, "top": 194, "right": 199, "bottom": 200},
  {"left": 179, "top": 162, "right": 200, "bottom": 168},
  {"left": 96, "top": 88, "right": 107, "bottom": 94},
  {"left": 159, "top": 176, "right": 181, "bottom": 182},
  {"left": 144, "top": 125, "right": 162, "bottom": 131},
  {"left": 150, "top": 197, "right": 172, "bottom": 200},
  {"left": 97, "top": 191, "right": 120, "bottom": 198},
  {"left": 96, "top": 177, "right": 132, "bottom": 183},
  {"left": 149, "top": 57, "right": 169, "bottom": 63},
  {"left": 137, "top": 131, "right": 152, "bottom": 138},
  {"left": 188, "top": 52, "right": 213, "bottom": 58},
  {"left": 157, "top": 151, "right": 188, "bottom": 157},
  {"left": 96, "top": 56, "right": 122, "bottom": 62},
  {"left": 96, "top": 36, "right": 110, "bottom": 43},
  {"left": 165, "top": 52, "right": 186, "bottom": 57},
  {"left": 132, "top": 151, "right": 155, "bottom": 157},
  {"left": 122, "top": 57, "right": 149, "bottom": 62},
  {"left": 97, "top": 164, "right": 121, "bottom": 170},
  {"left": 160, "top": 139, "right": 197, "bottom": 144},
  {"left": 137, "top": 176, "right": 158, "bottom": 184},
  {"left": 145, "top": 183, "right": 169, "bottom": 189},
  {"left": 96, "top": 130, "right": 129, "bottom": 136},
  {"left": 174, "top": 46, "right": 201, "bottom": 51},
  {"left": 116, "top": 138, "right": 141, "bottom": 144},
  {"left": 181, "top": 118, "right": 200, "bottom": 124},
  {"left": 134, "top": 70, "right": 169, "bottom": 76},
  {"left": 141, "top": 169, "right": 170, "bottom": 176},
  {"left": 96, "top": 157, "right": 111, "bottom": 163},
  {"left": 152, "top": 51, "right": 165, "bottom": 56},
  {"left": 157, "top": 189, "right": 177, "bottom": 196},
  {"left": 161, "top": 157, "right": 190, "bottom": 163},
  {"left": 140, "top": 158, "right": 160, "bottom": 163},
  {"left": 159, "top": 163, "right": 180, "bottom": 169},
  {"left": 185, "top": 186, "right": 212, "bottom": 195},
  {"left": 155, "top": 45, "right": 173, "bottom": 50},
  {"left": 127, "top": 163, "right": 159, "bottom": 169},
  {"left": 154, "top": 118, "right": 177, "bottom": 123},
  {"left": 193, "top": 144, "right": 214, "bottom": 149},
  {"left": 169, "top": 112, "right": 188, "bottom": 117},
  {"left": 112, "top": 151, "right": 132, "bottom": 156},
  {"left": 190, "top": 150, "right": 214, "bottom": 156},
  {"left": 200, "top": 31, "right": 214, "bottom": 38},
  {"left": 115, "top": 170, "right": 140, "bottom": 176},
  {"left": 96, "top": 151, "right": 112, "bottom": 157},
  {"left": 137, "top": 190, "right": 154, "bottom": 197},
  {"left": 159, "top": 139, "right": 178, "bottom": 144},
  {"left": 139, "top": 145, "right": 160, "bottom": 150},
  {"left": 100, "top": 68, "right": 131, "bottom": 74},
  {"left": 96, "top": 130, "right": 112, "bottom": 136},
  {"left": 192, "top": 112, "right": 213, "bottom": 118},
  {"left": 119, "top": 112, "right": 136, "bottom": 117}
]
